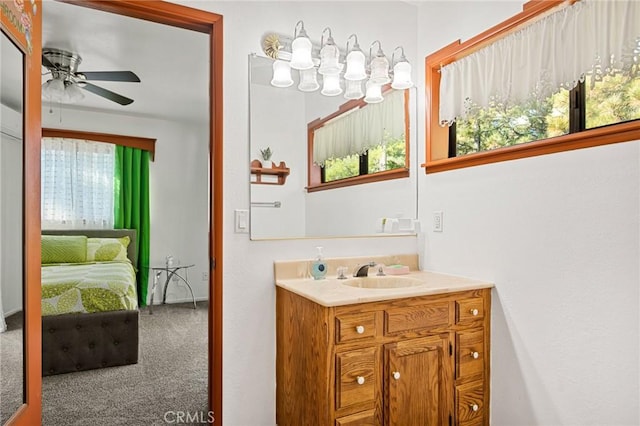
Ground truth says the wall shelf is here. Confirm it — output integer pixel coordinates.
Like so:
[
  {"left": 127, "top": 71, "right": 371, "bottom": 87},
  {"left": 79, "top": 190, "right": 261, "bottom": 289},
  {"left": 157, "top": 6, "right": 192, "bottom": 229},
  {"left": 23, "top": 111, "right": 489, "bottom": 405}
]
[{"left": 251, "top": 160, "right": 290, "bottom": 185}]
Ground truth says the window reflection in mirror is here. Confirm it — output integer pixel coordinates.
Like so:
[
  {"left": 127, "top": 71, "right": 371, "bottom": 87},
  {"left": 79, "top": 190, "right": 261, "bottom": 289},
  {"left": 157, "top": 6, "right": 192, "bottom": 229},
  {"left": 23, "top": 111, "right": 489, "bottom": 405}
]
[
  {"left": 0, "top": 30, "right": 25, "bottom": 423},
  {"left": 249, "top": 54, "right": 417, "bottom": 240}
]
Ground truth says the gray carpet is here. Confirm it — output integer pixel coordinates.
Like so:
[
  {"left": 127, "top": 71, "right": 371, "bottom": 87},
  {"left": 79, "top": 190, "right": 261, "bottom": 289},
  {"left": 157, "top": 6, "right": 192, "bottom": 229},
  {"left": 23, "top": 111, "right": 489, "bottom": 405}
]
[
  {"left": 38, "top": 301, "right": 208, "bottom": 425},
  {"left": 0, "top": 312, "right": 24, "bottom": 424}
]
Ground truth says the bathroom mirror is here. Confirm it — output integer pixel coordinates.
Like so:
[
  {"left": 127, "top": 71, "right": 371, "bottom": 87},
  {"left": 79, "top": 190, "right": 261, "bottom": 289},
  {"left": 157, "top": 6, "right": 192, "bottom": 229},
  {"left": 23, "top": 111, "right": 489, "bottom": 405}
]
[
  {"left": 249, "top": 54, "right": 418, "bottom": 240},
  {"left": 0, "top": 29, "right": 25, "bottom": 423}
]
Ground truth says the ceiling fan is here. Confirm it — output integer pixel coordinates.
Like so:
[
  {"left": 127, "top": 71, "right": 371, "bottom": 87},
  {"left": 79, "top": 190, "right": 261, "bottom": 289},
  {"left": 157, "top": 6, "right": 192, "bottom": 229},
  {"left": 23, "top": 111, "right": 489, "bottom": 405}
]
[{"left": 42, "top": 48, "right": 140, "bottom": 106}]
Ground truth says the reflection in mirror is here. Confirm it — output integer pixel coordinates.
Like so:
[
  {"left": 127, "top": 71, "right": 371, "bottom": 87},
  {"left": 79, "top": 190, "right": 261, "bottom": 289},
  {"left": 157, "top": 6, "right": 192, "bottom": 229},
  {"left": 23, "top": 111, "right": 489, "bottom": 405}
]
[
  {"left": 0, "top": 30, "right": 25, "bottom": 423},
  {"left": 249, "top": 54, "right": 418, "bottom": 240}
]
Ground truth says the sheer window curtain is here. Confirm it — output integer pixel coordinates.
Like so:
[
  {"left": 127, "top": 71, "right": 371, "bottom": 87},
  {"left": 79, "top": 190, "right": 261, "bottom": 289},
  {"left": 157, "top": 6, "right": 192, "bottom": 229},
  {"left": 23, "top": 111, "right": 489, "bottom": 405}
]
[
  {"left": 41, "top": 137, "right": 115, "bottom": 229},
  {"left": 313, "top": 89, "right": 405, "bottom": 166},
  {"left": 439, "top": 0, "right": 640, "bottom": 125}
]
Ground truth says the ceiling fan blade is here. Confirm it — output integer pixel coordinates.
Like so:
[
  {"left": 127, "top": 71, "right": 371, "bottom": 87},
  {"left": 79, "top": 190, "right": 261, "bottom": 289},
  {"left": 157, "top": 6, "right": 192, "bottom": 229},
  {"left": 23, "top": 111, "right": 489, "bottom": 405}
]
[
  {"left": 81, "top": 82, "right": 134, "bottom": 106},
  {"left": 42, "top": 54, "right": 57, "bottom": 70},
  {"left": 79, "top": 71, "right": 141, "bottom": 82}
]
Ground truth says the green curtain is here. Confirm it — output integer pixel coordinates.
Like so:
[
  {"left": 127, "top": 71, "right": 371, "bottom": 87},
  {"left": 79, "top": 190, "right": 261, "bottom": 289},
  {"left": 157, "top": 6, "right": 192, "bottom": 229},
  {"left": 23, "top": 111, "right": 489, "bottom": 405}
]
[{"left": 114, "top": 146, "right": 150, "bottom": 307}]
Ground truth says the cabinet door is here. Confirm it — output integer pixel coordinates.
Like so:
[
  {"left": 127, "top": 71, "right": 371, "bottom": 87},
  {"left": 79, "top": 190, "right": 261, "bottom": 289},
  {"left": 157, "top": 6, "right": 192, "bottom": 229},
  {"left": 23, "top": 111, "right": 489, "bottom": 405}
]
[{"left": 384, "top": 335, "right": 451, "bottom": 426}]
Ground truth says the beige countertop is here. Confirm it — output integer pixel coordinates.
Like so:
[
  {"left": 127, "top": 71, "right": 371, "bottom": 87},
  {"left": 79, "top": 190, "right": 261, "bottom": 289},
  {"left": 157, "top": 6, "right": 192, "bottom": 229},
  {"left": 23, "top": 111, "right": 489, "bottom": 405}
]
[{"left": 275, "top": 269, "right": 494, "bottom": 307}]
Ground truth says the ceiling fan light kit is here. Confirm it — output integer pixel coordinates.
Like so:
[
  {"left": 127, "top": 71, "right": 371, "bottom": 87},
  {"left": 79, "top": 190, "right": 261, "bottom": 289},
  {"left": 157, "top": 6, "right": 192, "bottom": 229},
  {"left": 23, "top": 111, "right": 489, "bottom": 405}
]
[
  {"left": 41, "top": 48, "right": 140, "bottom": 106},
  {"left": 262, "top": 21, "right": 413, "bottom": 103}
]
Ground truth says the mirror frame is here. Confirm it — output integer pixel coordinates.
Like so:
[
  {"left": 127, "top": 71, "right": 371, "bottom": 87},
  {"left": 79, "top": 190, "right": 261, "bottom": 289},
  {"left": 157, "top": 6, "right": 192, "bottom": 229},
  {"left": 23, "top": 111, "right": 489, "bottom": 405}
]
[{"left": 0, "top": 1, "right": 42, "bottom": 425}]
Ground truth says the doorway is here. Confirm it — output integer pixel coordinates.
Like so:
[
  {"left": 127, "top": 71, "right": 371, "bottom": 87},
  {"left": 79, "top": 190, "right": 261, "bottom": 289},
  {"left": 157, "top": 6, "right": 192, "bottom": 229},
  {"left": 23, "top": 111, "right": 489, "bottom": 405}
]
[{"left": 38, "top": 1, "right": 223, "bottom": 423}]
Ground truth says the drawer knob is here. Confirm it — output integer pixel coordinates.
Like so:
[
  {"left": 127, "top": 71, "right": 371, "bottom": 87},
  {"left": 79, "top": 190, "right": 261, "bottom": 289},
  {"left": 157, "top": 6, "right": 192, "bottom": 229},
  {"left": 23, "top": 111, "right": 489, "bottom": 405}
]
[
  {"left": 470, "top": 308, "right": 479, "bottom": 316},
  {"left": 356, "top": 376, "right": 365, "bottom": 385},
  {"left": 470, "top": 403, "right": 479, "bottom": 412},
  {"left": 470, "top": 351, "right": 479, "bottom": 359},
  {"left": 392, "top": 371, "right": 401, "bottom": 380},
  {"left": 355, "top": 325, "right": 365, "bottom": 334}
]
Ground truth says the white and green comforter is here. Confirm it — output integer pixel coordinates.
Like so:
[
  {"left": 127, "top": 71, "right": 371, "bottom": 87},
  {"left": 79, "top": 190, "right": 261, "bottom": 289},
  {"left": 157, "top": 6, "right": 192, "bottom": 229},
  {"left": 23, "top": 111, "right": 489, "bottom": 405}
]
[{"left": 42, "top": 261, "right": 138, "bottom": 316}]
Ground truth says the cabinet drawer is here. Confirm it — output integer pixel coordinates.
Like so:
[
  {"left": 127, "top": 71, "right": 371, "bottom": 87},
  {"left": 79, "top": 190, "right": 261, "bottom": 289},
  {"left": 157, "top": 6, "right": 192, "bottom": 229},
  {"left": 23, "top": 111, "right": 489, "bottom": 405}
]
[
  {"left": 456, "top": 298, "right": 485, "bottom": 324},
  {"left": 385, "top": 302, "right": 449, "bottom": 335},
  {"left": 456, "top": 381, "right": 485, "bottom": 425},
  {"left": 456, "top": 329, "right": 484, "bottom": 380},
  {"left": 335, "top": 409, "right": 378, "bottom": 426},
  {"left": 336, "top": 312, "right": 377, "bottom": 343},
  {"left": 335, "top": 347, "right": 378, "bottom": 410}
]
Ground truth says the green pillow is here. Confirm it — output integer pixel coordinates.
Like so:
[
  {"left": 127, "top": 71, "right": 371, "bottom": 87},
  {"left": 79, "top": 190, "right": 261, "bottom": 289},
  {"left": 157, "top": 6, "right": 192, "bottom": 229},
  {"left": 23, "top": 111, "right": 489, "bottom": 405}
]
[
  {"left": 41, "top": 235, "right": 88, "bottom": 264},
  {"left": 86, "top": 236, "right": 130, "bottom": 262}
]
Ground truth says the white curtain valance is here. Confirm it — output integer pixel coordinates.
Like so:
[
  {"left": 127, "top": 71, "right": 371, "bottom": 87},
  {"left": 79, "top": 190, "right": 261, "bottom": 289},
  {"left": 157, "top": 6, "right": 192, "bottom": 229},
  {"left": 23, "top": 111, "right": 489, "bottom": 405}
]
[
  {"left": 439, "top": 0, "right": 640, "bottom": 126},
  {"left": 41, "top": 137, "right": 115, "bottom": 229},
  {"left": 313, "top": 89, "right": 405, "bottom": 166}
]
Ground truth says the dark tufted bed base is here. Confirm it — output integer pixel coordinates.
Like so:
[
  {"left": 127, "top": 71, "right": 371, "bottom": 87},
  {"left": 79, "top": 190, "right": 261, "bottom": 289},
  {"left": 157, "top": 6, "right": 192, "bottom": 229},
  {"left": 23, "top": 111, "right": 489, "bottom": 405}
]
[
  {"left": 41, "top": 229, "right": 140, "bottom": 376},
  {"left": 42, "top": 309, "right": 139, "bottom": 376}
]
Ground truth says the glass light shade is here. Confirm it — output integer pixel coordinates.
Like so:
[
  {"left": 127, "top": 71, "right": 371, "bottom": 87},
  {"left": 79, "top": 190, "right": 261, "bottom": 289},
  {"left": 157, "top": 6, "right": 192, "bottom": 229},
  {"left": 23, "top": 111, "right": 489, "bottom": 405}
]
[
  {"left": 290, "top": 36, "right": 314, "bottom": 70},
  {"left": 271, "top": 60, "right": 294, "bottom": 88},
  {"left": 391, "top": 61, "right": 413, "bottom": 89},
  {"left": 344, "top": 79, "right": 364, "bottom": 100},
  {"left": 364, "top": 81, "right": 383, "bottom": 104},
  {"left": 321, "top": 73, "right": 342, "bottom": 96},
  {"left": 42, "top": 78, "right": 65, "bottom": 102},
  {"left": 318, "top": 43, "right": 341, "bottom": 75},
  {"left": 298, "top": 68, "right": 319, "bottom": 92},
  {"left": 64, "top": 82, "right": 85, "bottom": 102},
  {"left": 344, "top": 50, "right": 367, "bottom": 81},
  {"left": 369, "top": 54, "right": 391, "bottom": 85}
]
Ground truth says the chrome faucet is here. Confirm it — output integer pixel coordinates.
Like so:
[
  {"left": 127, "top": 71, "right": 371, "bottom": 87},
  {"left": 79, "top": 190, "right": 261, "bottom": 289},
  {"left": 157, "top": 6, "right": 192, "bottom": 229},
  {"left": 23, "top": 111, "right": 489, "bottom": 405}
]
[{"left": 353, "top": 262, "right": 376, "bottom": 277}]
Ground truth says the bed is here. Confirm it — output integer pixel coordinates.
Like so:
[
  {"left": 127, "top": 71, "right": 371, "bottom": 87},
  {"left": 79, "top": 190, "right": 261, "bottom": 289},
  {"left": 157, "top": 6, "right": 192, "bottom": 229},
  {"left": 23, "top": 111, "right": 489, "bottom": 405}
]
[{"left": 41, "top": 229, "right": 140, "bottom": 376}]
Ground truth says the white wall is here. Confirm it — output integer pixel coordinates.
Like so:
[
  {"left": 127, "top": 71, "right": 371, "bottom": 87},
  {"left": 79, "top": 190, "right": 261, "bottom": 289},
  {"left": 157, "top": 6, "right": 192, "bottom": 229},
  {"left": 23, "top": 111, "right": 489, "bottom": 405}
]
[
  {"left": 417, "top": 2, "right": 640, "bottom": 425},
  {"left": 42, "top": 108, "right": 210, "bottom": 305},
  {"left": 171, "top": 1, "right": 420, "bottom": 424}
]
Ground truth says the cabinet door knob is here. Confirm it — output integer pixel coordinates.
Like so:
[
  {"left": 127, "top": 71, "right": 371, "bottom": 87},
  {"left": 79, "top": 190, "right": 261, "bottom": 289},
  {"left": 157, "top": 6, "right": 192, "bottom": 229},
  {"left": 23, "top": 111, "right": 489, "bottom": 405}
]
[
  {"left": 356, "top": 376, "right": 365, "bottom": 385},
  {"left": 470, "top": 351, "right": 479, "bottom": 359},
  {"left": 470, "top": 308, "right": 479, "bottom": 316},
  {"left": 392, "top": 371, "right": 400, "bottom": 380},
  {"left": 470, "top": 403, "right": 479, "bottom": 412},
  {"left": 355, "top": 325, "right": 365, "bottom": 334}
]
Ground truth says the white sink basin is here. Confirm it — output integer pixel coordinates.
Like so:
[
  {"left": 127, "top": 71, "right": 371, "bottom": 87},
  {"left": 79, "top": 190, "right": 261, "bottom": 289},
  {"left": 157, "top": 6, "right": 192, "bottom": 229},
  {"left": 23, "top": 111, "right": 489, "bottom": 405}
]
[{"left": 340, "top": 275, "right": 425, "bottom": 289}]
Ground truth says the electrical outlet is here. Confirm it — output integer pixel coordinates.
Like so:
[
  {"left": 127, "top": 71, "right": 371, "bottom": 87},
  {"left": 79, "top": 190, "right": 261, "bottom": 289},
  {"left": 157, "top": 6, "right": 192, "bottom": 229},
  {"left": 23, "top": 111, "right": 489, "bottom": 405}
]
[
  {"left": 202, "top": 272, "right": 209, "bottom": 281},
  {"left": 433, "top": 211, "right": 443, "bottom": 232}
]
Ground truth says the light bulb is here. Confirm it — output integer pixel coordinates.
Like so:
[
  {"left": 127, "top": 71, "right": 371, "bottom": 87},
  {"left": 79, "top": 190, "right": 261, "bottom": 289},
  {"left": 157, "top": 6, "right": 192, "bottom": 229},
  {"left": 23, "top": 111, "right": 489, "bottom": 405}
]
[
  {"left": 364, "top": 81, "right": 383, "bottom": 104},
  {"left": 290, "top": 36, "right": 314, "bottom": 70},
  {"left": 344, "top": 79, "right": 364, "bottom": 100},
  {"left": 344, "top": 50, "right": 367, "bottom": 81},
  {"left": 42, "top": 78, "right": 65, "bottom": 102},
  {"left": 318, "top": 43, "right": 341, "bottom": 75},
  {"left": 391, "top": 60, "right": 413, "bottom": 89},
  {"left": 270, "top": 60, "right": 293, "bottom": 88},
  {"left": 298, "top": 68, "right": 320, "bottom": 92},
  {"left": 64, "top": 82, "right": 85, "bottom": 102},
  {"left": 321, "top": 73, "right": 342, "bottom": 96}
]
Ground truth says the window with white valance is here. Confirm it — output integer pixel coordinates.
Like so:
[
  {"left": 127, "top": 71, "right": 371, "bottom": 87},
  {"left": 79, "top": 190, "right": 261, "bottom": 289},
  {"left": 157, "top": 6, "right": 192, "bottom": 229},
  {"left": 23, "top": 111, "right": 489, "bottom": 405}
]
[
  {"left": 313, "top": 89, "right": 405, "bottom": 166},
  {"left": 41, "top": 137, "right": 115, "bottom": 229},
  {"left": 439, "top": 0, "right": 640, "bottom": 126}
]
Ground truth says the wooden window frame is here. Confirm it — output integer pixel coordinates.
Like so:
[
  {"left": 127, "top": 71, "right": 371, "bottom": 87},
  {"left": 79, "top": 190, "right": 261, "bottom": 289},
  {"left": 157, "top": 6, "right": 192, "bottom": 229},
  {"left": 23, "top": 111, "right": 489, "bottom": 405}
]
[
  {"left": 307, "top": 87, "right": 411, "bottom": 193},
  {"left": 42, "top": 128, "right": 156, "bottom": 160},
  {"left": 424, "top": 0, "right": 640, "bottom": 174}
]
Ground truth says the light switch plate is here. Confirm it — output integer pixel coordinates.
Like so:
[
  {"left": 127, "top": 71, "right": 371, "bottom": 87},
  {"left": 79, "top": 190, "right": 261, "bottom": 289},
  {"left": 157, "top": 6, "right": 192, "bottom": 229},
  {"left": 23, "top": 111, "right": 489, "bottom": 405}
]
[
  {"left": 433, "top": 211, "right": 443, "bottom": 232},
  {"left": 234, "top": 209, "right": 249, "bottom": 233}
]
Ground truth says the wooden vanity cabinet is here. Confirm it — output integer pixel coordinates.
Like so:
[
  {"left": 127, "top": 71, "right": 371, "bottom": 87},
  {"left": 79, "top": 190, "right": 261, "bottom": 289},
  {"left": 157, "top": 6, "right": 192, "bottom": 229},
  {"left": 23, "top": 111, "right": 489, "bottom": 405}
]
[{"left": 276, "top": 287, "right": 491, "bottom": 426}]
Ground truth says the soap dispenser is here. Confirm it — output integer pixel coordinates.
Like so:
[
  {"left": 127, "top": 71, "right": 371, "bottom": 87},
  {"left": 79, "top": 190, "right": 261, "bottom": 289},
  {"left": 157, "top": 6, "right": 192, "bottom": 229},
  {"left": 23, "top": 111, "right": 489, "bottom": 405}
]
[{"left": 310, "top": 246, "right": 328, "bottom": 280}]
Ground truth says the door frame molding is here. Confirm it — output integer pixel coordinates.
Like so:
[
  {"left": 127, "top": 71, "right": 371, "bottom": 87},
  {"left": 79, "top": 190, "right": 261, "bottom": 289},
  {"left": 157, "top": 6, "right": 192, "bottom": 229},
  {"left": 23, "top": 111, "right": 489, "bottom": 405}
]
[
  {"left": 2, "top": 0, "right": 43, "bottom": 423},
  {"left": 28, "top": 1, "right": 223, "bottom": 424}
]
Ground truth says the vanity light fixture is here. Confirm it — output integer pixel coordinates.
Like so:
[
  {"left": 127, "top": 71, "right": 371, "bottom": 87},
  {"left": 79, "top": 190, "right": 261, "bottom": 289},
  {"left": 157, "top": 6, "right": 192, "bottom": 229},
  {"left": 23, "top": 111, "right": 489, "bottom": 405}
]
[{"left": 262, "top": 21, "right": 413, "bottom": 103}]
